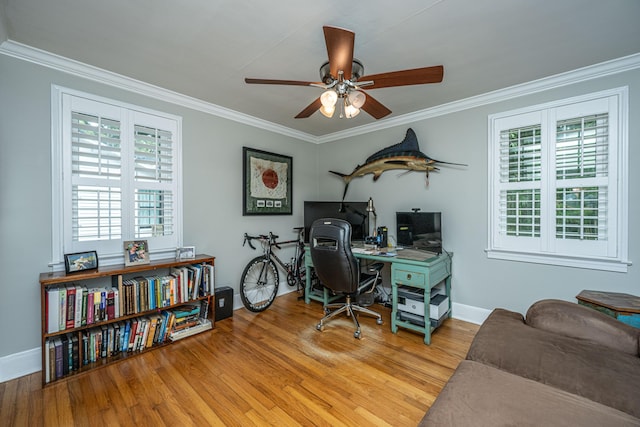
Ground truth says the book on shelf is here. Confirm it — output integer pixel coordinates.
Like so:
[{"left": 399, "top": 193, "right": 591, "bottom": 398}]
[
  {"left": 71, "top": 334, "right": 80, "bottom": 371},
  {"left": 58, "top": 288, "right": 66, "bottom": 332},
  {"left": 169, "top": 319, "right": 212, "bottom": 341},
  {"left": 65, "top": 286, "right": 76, "bottom": 330},
  {"left": 80, "top": 286, "right": 88, "bottom": 327},
  {"left": 112, "top": 274, "right": 124, "bottom": 318},
  {"left": 73, "top": 285, "right": 83, "bottom": 328},
  {"left": 86, "top": 289, "right": 94, "bottom": 325},
  {"left": 54, "top": 337, "right": 63, "bottom": 380},
  {"left": 46, "top": 288, "right": 60, "bottom": 334}
]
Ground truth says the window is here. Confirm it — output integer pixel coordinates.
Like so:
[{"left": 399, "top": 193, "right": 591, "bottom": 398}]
[
  {"left": 52, "top": 87, "right": 182, "bottom": 268},
  {"left": 488, "top": 88, "right": 628, "bottom": 272}
]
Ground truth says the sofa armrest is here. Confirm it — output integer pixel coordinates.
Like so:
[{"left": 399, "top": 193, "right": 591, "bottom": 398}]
[{"left": 526, "top": 299, "right": 639, "bottom": 356}]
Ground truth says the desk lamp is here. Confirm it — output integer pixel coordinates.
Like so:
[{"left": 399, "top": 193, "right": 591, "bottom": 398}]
[{"left": 366, "top": 197, "right": 377, "bottom": 240}]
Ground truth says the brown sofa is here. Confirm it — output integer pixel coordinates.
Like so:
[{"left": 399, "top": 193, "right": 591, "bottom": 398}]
[{"left": 420, "top": 299, "right": 640, "bottom": 426}]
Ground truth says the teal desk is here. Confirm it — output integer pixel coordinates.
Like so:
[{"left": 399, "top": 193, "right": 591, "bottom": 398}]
[{"left": 304, "top": 248, "right": 452, "bottom": 344}]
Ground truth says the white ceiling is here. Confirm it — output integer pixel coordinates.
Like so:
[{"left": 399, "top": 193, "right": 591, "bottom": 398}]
[{"left": 1, "top": 0, "right": 640, "bottom": 137}]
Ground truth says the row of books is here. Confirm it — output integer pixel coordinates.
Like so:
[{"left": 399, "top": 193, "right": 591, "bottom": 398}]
[
  {"left": 44, "top": 301, "right": 211, "bottom": 383},
  {"left": 46, "top": 263, "right": 214, "bottom": 334}
]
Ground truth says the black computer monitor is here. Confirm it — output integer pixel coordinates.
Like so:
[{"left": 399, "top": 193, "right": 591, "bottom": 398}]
[
  {"left": 303, "top": 201, "right": 369, "bottom": 243},
  {"left": 396, "top": 211, "right": 442, "bottom": 253}
]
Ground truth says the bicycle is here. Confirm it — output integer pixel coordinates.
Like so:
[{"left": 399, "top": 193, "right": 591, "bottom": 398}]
[{"left": 240, "top": 227, "right": 307, "bottom": 312}]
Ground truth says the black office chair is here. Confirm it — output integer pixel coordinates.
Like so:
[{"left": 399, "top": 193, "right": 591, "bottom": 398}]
[{"left": 309, "top": 218, "right": 384, "bottom": 339}]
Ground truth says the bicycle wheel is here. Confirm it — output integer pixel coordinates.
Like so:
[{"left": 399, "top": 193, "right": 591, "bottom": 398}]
[
  {"left": 293, "top": 249, "right": 307, "bottom": 288},
  {"left": 240, "top": 256, "right": 279, "bottom": 312}
]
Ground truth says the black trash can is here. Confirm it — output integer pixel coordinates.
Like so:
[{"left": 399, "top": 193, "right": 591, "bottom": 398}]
[{"left": 215, "top": 286, "right": 234, "bottom": 321}]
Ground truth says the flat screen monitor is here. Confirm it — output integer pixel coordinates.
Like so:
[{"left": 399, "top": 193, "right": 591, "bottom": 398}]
[
  {"left": 396, "top": 211, "right": 442, "bottom": 253},
  {"left": 303, "top": 201, "right": 369, "bottom": 243}
]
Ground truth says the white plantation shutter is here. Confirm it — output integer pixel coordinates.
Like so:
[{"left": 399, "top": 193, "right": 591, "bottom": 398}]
[
  {"left": 488, "top": 88, "right": 628, "bottom": 271},
  {"left": 55, "top": 88, "right": 182, "bottom": 266},
  {"left": 498, "top": 124, "right": 541, "bottom": 239},
  {"left": 555, "top": 114, "right": 609, "bottom": 242},
  {"left": 133, "top": 121, "right": 175, "bottom": 239},
  {"left": 71, "top": 111, "right": 122, "bottom": 242},
  {"left": 134, "top": 124, "right": 173, "bottom": 183}
]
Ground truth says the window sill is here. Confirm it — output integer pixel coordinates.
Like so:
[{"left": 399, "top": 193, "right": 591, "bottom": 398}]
[{"left": 485, "top": 249, "right": 631, "bottom": 273}]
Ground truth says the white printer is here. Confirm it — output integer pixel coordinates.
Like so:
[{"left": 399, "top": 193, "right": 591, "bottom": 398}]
[{"left": 397, "top": 282, "right": 449, "bottom": 327}]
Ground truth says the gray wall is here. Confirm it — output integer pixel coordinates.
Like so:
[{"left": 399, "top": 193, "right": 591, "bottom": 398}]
[
  {"left": 0, "top": 54, "right": 319, "bottom": 357},
  {"left": 317, "top": 69, "right": 640, "bottom": 315},
  {"left": 1, "top": 51, "right": 638, "bottom": 361}
]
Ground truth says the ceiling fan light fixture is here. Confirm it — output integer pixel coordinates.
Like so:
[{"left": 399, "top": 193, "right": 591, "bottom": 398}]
[
  {"left": 348, "top": 90, "right": 366, "bottom": 109},
  {"left": 344, "top": 103, "right": 360, "bottom": 118},
  {"left": 320, "top": 104, "right": 335, "bottom": 118},
  {"left": 320, "top": 89, "right": 338, "bottom": 108}
]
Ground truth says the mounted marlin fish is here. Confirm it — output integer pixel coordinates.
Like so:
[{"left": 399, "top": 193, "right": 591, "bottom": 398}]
[{"left": 330, "top": 128, "right": 466, "bottom": 201}]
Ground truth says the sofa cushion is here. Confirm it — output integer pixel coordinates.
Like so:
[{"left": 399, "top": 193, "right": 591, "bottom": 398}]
[
  {"left": 466, "top": 308, "right": 640, "bottom": 418},
  {"left": 526, "top": 299, "right": 639, "bottom": 356},
  {"left": 419, "top": 360, "right": 640, "bottom": 426}
]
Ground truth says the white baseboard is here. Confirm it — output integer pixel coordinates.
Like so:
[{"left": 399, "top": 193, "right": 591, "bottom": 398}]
[
  {"left": 0, "top": 296, "right": 491, "bottom": 384},
  {"left": 451, "top": 302, "right": 491, "bottom": 325},
  {"left": 0, "top": 347, "right": 41, "bottom": 383}
]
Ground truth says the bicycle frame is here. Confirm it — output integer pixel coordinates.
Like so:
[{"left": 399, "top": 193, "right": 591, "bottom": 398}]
[
  {"left": 244, "top": 229, "right": 305, "bottom": 288},
  {"left": 240, "top": 228, "right": 306, "bottom": 312}
]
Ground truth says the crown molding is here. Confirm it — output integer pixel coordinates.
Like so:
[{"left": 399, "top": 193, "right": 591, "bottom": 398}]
[
  {"left": 319, "top": 52, "right": 640, "bottom": 143},
  {"left": 2, "top": 39, "right": 639, "bottom": 145},
  {"left": 0, "top": 40, "right": 318, "bottom": 143}
]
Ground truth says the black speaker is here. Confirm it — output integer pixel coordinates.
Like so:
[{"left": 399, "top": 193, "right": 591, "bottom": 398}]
[
  {"left": 377, "top": 226, "right": 388, "bottom": 247},
  {"left": 214, "top": 286, "right": 233, "bottom": 321}
]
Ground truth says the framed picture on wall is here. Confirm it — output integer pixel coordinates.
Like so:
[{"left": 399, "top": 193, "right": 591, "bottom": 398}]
[{"left": 242, "top": 147, "right": 292, "bottom": 215}]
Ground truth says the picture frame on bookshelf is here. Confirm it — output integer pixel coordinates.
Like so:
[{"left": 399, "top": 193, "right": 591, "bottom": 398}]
[
  {"left": 176, "top": 246, "right": 196, "bottom": 260},
  {"left": 242, "top": 147, "right": 292, "bottom": 215},
  {"left": 124, "top": 240, "right": 150, "bottom": 266},
  {"left": 63, "top": 251, "right": 98, "bottom": 274}
]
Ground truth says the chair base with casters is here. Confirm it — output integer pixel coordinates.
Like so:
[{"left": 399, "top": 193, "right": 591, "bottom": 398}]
[{"left": 315, "top": 263, "right": 385, "bottom": 339}]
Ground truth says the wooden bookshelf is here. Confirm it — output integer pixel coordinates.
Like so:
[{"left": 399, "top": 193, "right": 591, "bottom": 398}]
[{"left": 39, "top": 254, "right": 215, "bottom": 387}]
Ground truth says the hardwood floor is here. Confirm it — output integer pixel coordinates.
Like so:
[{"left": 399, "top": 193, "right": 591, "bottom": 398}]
[{"left": 0, "top": 292, "right": 479, "bottom": 426}]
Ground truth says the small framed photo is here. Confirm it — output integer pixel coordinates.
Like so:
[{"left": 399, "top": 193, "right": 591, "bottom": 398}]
[
  {"left": 64, "top": 251, "right": 99, "bottom": 274},
  {"left": 124, "top": 240, "right": 150, "bottom": 266},
  {"left": 176, "top": 246, "right": 196, "bottom": 260}
]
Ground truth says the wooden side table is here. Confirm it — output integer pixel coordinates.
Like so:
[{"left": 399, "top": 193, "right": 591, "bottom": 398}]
[{"left": 576, "top": 290, "right": 640, "bottom": 328}]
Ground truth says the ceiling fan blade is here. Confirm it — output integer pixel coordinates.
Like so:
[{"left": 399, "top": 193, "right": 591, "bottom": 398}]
[
  {"left": 323, "top": 26, "right": 354, "bottom": 80},
  {"left": 359, "top": 65, "right": 444, "bottom": 89},
  {"left": 245, "top": 78, "right": 321, "bottom": 86},
  {"left": 295, "top": 97, "right": 322, "bottom": 119},
  {"left": 361, "top": 93, "right": 392, "bottom": 119}
]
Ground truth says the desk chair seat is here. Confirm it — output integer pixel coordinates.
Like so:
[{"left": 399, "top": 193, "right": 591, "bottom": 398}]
[{"left": 310, "top": 218, "right": 384, "bottom": 339}]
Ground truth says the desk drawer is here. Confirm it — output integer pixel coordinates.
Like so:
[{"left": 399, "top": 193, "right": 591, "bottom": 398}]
[{"left": 393, "top": 266, "right": 427, "bottom": 288}]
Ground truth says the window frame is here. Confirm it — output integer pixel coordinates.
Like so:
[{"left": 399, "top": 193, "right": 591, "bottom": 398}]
[
  {"left": 51, "top": 86, "right": 183, "bottom": 269},
  {"left": 487, "top": 87, "right": 629, "bottom": 272}
]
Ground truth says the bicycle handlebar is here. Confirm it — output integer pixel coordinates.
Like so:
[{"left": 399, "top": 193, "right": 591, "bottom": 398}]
[
  {"left": 243, "top": 227, "right": 303, "bottom": 251},
  {"left": 243, "top": 233, "right": 258, "bottom": 250}
]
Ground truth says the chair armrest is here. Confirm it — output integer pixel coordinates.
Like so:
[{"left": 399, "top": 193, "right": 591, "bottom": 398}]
[{"left": 526, "top": 299, "right": 639, "bottom": 356}]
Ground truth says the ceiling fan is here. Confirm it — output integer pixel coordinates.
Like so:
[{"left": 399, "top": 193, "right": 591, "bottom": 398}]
[{"left": 244, "top": 26, "right": 444, "bottom": 120}]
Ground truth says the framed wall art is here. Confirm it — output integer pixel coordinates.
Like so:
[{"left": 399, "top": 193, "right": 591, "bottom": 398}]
[
  {"left": 243, "top": 147, "right": 292, "bottom": 215},
  {"left": 123, "top": 240, "right": 150, "bottom": 266},
  {"left": 64, "top": 251, "right": 99, "bottom": 274}
]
